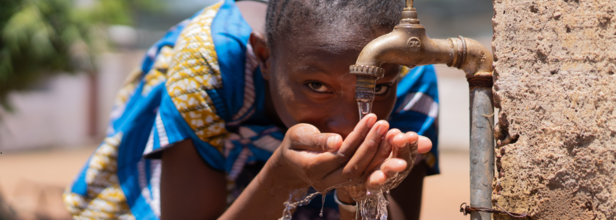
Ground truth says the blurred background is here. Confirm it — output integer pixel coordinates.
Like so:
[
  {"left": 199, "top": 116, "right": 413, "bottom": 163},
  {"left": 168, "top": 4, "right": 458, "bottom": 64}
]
[{"left": 0, "top": 0, "right": 493, "bottom": 219}]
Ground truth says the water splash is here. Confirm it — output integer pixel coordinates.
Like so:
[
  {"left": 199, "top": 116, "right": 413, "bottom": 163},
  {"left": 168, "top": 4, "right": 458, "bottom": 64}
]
[
  {"left": 279, "top": 187, "right": 320, "bottom": 220},
  {"left": 280, "top": 187, "right": 338, "bottom": 220},
  {"left": 320, "top": 193, "right": 326, "bottom": 217},
  {"left": 357, "top": 189, "right": 389, "bottom": 220},
  {"left": 344, "top": 172, "right": 407, "bottom": 220},
  {"left": 278, "top": 171, "right": 407, "bottom": 220}
]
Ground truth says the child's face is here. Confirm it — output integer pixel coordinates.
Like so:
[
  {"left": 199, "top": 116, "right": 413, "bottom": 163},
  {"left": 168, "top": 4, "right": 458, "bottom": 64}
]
[{"left": 260, "top": 31, "right": 400, "bottom": 138}]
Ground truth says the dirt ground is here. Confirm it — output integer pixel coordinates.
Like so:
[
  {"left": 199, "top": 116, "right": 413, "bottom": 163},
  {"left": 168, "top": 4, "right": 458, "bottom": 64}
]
[{"left": 0, "top": 147, "right": 470, "bottom": 220}]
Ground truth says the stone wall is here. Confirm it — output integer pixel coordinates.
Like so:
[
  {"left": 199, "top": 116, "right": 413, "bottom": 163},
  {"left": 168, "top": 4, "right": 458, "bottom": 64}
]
[{"left": 491, "top": 0, "right": 616, "bottom": 219}]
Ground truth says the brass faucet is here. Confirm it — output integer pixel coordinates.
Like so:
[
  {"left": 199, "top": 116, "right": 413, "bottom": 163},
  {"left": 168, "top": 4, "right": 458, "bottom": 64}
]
[
  {"left": 350, "top": 2, "right": 494, "bottom": 95},
  {"left": 350, "top": 1, "right": 495, "bottom": 219}
]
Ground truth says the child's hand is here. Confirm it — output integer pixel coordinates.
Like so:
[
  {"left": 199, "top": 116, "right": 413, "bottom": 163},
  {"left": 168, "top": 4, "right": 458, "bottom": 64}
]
[
  {"left": 364, "top": 130, "right": 432, "bottom": 190},
  {"left": 273, "top": 114, "right": 392, "bottom": 192},
  {"left": 337, "top": 123, "right": 433, "bottom": 202}
]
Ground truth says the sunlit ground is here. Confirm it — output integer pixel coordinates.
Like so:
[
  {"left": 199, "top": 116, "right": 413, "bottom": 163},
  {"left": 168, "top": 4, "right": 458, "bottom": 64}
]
[
  {"left": 421, "top": 150, "right": 470, "bottom": 220},
  {"left": 0, "top": 146, "right": 97, "bottom": 219},
  {"left": 0, "top": 147, "right": 470, "bottom": 220}
]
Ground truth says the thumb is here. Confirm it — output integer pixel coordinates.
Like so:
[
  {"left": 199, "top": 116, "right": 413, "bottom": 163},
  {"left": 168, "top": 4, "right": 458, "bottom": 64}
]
[{"left": 288, "top": 124, "right": 342, "bottom": 152}]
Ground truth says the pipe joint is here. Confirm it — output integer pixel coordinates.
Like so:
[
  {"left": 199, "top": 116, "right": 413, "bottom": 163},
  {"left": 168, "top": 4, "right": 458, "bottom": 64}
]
[{"left": 455, "top": 37, "right": 494, "bottom": 88}]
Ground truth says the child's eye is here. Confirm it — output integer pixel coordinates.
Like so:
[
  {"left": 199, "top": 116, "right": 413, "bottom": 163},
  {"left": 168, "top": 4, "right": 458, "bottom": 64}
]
[
  {"left": 306, "top": 82, "right": 332, "bottom": 93},
  {"left": 374, "top": 85, "right": 390, "bottom": 95}
]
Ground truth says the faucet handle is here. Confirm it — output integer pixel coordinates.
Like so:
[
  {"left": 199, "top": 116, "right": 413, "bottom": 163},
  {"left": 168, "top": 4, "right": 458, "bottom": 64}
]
[{"left": 401, "top": 0, "right": 419, "bottom": 23}]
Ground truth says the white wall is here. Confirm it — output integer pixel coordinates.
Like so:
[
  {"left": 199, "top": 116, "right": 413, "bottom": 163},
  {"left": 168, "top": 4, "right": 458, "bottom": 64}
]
[
  {"left": 95, "top": 51, "right": 146, "bottom": 136},
  {"left": 435, "top": 65, "right": 471, "bottom": 151},
  {"left": 0, "top": 75, "right": 90, "bottom": 150},
  {"left": 0, "top": 51, "right": 144, "bottom": 151}
]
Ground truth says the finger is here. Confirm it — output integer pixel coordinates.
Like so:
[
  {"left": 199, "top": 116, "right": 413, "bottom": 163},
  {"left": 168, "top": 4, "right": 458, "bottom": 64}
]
[
  {"left": 342, "top": 120, "right": 389, "bottom": 180},
  {"left": 380, "top": 158, "right": 407, "bottom": 178},
  {"left": 417, "top": 136, "right": 433, "bottom": 154},
  {"left": 391, "top": 132, "right": 418, "bottom": 159},
  {"left": 364, "top": 158, "right": 408, "bottom": 190},
  {"left": 366, "top": 158, "right": 408, "bottom": 189},
  {"left": 291, "top": 134, "right": 343, "bottom": 152},
  {"left": 311, "top": 167, "right": 359, "bottom": 190},
  {"left": 366, "top": 170, "right": 386, "bottom": 190},
  {"left": 336, "top": 114, "right": 377, "bottom": 158},
  {"left": 288, "top": 124, "right": 343, "bottom": 152},
  {"left": 284, "top": 148, "right": 345, "bottom": 184},
  {"left": 364, "top": 128, "right": 400, "bottom": 172}
]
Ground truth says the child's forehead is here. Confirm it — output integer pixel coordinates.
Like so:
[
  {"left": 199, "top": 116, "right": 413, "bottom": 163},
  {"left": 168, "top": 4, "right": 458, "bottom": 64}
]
[
  {"left": 275, "top": 37, "right": 400, "bottom": 78},
  {"left": 275, "top": 28, "right": 380, "bottom": 55},
  {"left": 276, "top": 36, "right": 365, "bottom": 65}
]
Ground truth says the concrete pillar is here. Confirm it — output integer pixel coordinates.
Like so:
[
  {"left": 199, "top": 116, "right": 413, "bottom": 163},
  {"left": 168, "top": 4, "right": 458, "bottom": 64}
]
[{"left": 492, "top": 0, "right": 616, "bottom": 219}]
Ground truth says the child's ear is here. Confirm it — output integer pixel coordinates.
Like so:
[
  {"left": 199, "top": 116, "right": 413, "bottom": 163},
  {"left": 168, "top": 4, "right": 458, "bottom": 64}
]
[{"left": 250, "top": 32, "right": 271, "bottom": 81}]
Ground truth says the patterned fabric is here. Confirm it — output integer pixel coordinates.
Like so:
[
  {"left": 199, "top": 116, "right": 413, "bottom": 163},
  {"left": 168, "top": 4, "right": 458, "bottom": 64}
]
[
  {"left": 63, "top": 134, "right": 136, "bottom": 220},
  {"left": 165, "top": 4, "right": 227, "bottom": 150},
  {"left": 63, "top": 0, "right": 440, "bottom": 219}
]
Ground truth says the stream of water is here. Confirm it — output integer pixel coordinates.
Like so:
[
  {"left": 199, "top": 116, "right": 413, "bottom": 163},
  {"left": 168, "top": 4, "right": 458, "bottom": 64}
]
[{"left": 358, "top": 101, "right": 372, "bottom": 120}]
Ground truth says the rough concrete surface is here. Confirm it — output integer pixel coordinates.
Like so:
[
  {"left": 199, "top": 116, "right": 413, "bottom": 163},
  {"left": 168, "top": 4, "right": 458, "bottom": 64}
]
[{"left": 492, "top": 0, "right": 616, "bottom": 219}]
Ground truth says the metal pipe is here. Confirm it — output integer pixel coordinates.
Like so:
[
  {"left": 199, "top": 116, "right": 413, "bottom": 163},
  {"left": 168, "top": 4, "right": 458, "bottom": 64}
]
[
  {"left": 350, "top": 2, "right": 495, "bottom": 219},
  {"left": 469, "top": 87, "right": 494, "bottom": 220}
]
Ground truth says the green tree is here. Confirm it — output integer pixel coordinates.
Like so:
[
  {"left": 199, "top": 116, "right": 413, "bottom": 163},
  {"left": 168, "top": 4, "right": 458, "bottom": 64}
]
[{"left": 0, "top": 0, "right": 159, "bottom": 111}]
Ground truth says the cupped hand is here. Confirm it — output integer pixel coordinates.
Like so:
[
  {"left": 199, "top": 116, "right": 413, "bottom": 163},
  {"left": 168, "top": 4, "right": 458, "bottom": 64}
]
[
  {"left": 365, "top": 130, "right": 432, "bottom": 189},
  {"left": 273, "top": 114, "right": 396, "bottom": 192},
  {"left": 272, "top": 113, "right": 432, "bottom": 199},
  {"left": 338, "top": 123, "right": 433, "bottom": 201}
]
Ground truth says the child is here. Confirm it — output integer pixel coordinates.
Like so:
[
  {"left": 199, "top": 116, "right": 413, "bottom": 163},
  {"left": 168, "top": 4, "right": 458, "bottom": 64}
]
[{"left": 63, "top": 0, "right": 439, "bottom": 219}]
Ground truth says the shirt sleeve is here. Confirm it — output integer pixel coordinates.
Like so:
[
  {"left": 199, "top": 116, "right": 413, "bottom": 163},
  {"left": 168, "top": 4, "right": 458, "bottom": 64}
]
[
  {"left": 142, "top": 4, "right": 230, "bottom": 171},
  {"left": 142, "top": 0, "right": 257, "bottom": 173},
  {"left": 388, "top": 65, "right": 440, "bottom": 175}
]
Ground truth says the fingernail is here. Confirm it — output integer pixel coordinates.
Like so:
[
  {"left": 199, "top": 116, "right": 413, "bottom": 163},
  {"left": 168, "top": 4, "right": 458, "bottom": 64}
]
[
  {"left": 394, "top": 133, "right": 407, "bottom": 148},
  {"left": 327, "top": 135, "right": 340, "bottom": 150},
  {"left": 408, "top": 132, "right": 418, "bottom": 145},
  {"left": 367, "top": 115, "right": 377, "bottom": 128},
  {"left": 419, "top": 136, "right": 429, "bottom": 142},
  {"left": 377, "top": 123, "right": 387, "bottom": 136}
]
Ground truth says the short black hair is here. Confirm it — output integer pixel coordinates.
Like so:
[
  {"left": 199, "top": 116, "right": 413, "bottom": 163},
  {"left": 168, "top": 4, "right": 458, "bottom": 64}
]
[{"left": 265, "top": 0, "right": 403, "bottom": 49}]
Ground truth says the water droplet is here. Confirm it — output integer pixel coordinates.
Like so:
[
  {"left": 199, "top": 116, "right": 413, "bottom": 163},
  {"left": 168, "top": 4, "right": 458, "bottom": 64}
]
[
  {"left": 279, "top": 188, "right": 320, "bottom": 220},
  {"left": 320, "top": 193, "right": 326, "bottom": 217}
]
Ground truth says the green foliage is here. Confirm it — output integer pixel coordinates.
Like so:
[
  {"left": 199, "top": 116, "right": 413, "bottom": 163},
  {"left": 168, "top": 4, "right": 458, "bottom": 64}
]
[{"left": 0, "top": 0, "right": 159, "bottom": 111}]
